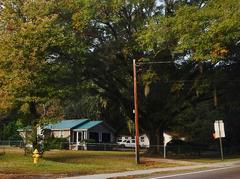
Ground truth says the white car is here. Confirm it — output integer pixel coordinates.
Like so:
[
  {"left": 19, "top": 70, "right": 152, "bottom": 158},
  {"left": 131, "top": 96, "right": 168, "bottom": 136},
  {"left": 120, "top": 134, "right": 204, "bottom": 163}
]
[
  {"left": 117, "top": 138, "right": 127, "bottom": 146},
  {"left": 124, "top": 139, "right": 136, "bottom": 148},
  {"left": 117, "top": 138, "right": 135, "bottom": 147},
  {"left": 25, "top": 143, "right": 33, "bottom": 148},
  {"left": 117, "top": 136, "right": 149, "bottom": 148}
]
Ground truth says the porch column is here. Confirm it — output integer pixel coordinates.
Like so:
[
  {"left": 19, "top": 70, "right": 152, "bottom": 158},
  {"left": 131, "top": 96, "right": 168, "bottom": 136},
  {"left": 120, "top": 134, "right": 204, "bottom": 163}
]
[
  {"left": 76, "top": 131, "right": 79, "bottom": 145},
  {"left": 99, "top": 132, "right": 102, "bottom": 142},
  {"left": 68, "top": 131, "right": 71, "bottom": 144},
  {"left": 81, "top": 131, "right": 84, "bottom": 141},
  {"left": 84, "top": 130, "right": 88, "bottom": 140}
]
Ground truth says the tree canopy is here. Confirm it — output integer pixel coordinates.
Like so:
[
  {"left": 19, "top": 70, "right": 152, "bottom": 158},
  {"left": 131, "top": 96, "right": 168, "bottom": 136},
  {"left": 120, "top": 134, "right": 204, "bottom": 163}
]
[{"left": 1, "top": 0, "right": 240, "bottom": 149}]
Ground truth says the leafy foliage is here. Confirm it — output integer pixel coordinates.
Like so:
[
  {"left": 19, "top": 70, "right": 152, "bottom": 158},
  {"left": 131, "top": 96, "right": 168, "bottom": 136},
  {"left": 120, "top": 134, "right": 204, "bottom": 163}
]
[{"left": 1, "top": 0, "right": 240, "bottom": 150}]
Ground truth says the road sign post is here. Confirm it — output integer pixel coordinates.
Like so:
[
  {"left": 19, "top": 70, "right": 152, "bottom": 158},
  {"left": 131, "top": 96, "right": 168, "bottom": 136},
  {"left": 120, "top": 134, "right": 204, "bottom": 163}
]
[
  {"left": 214, "top": 120, "right": 225, "bottom": 160},
  {"left": 163, "top": 133, "right": 172, "bottom": 159}
]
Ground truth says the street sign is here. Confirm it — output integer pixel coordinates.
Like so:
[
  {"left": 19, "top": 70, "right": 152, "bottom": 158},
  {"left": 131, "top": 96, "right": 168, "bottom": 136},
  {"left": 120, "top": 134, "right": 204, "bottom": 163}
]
[
  {"left": 163, "top": 132, "right": 172, "bottom": 159},
  {"left": 214, "top": 120, "right": 225, "bottom": 138},
  {"left": 163, "top": 133, "right": 172, "bottom": 146},
  {"left": 214, "top": 120, "right": 225, "bottom": 161}
]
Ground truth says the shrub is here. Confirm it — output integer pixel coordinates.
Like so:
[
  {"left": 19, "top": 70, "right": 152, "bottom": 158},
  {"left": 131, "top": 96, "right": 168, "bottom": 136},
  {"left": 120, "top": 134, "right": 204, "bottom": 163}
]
[{"left": 44, "top": 137, "right": 69, "bottom": 150}]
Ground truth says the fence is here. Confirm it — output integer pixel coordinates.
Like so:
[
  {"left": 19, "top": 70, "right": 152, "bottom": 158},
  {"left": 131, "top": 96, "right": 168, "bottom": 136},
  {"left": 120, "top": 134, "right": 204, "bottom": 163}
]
[
  {"left": 1, "top": 140, "right": 240, "bottom": 157},
  {"left": 0, "top": 140, "right": 24, "bottom": 147},
  {"left": 0, "top": 140, "right": 24, "bottom": 154}
]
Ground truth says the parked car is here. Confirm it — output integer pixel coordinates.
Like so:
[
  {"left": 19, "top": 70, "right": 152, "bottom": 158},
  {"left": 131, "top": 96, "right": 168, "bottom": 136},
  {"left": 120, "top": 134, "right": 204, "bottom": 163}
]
[
  {"left": 25, "top": 143, "right": 33, "bottom": 148},
  {"left": 124, "top": 139, "right": 136, "bottom": 148},
  {"left": 117, "top": 135, "right": 149, "bottom": 148},
  {"left": 117, "top": 138, "right": 127, "bottom": 146},
  {"left": 117, "top": 139, "right": 149, "bottom": 148}
]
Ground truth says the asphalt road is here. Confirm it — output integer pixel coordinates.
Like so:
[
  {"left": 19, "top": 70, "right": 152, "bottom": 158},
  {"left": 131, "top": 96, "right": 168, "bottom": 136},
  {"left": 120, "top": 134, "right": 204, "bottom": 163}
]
[{"left": 144, "top": 165, "right": 240, "bottom": 179}]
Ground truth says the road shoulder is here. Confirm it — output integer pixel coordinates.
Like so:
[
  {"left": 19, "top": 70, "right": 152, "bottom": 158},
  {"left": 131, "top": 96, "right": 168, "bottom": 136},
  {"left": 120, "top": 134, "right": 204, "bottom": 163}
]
[{"left": 61, "top": 160, "right": 240, "bottom": 179}]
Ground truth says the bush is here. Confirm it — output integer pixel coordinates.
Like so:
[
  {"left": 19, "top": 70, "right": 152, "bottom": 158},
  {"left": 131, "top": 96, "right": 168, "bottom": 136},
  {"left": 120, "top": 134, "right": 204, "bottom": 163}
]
[{"left": 44, "top": 137, "right": 69, "bottom": 150}]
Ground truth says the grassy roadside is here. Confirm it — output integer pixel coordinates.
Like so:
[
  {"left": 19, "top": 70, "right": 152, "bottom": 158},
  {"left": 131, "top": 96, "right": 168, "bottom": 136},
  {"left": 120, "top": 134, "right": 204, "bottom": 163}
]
[
  {"left": 0, "top": 148, "right": 179, "bottom": 176},
  {"left": 1, "top": 148, "right": 239, "bottom": 178},
  {"left": 179, "top": 156, "right": 240, "bottom": 163}
]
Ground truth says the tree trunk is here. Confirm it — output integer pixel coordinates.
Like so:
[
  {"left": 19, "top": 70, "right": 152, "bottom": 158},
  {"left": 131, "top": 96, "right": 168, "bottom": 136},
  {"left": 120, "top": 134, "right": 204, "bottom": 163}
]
[
  {"left": 147, "top": 128, "right": 164, "bottom": 154},
  {"left": 29, "top": 102, "right": 39, "bottom": 149}
]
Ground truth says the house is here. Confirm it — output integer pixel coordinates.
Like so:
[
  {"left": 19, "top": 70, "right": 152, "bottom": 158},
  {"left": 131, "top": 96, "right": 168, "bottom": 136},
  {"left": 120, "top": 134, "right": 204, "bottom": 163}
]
[
  {"left": 18, "top": 119, "right": 115, "bottom": 150},
  {"left": 17, "top": 126, "right": 32, "bottom": 139}
]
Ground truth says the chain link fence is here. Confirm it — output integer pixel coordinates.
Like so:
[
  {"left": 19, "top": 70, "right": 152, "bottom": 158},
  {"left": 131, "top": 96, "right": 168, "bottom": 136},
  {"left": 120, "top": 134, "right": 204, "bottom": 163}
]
[
  {"left": 0, "top": 140, "right": 24, "bottom": 155},
  {"left": 1, "top": 140, "right": 240, "bottom": 157},
  {"left": 0, "top": 140, "right": 24, "bottom": 147}
]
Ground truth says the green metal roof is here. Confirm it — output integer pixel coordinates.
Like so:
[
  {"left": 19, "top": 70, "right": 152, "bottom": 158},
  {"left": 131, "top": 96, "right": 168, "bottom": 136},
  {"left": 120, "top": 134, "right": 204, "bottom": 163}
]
[
  {"left": 17, "top": 126, "right": 32, "bottom": 132},
  {"left": 73, "top": 121, "right": 102, "bottom": 130},
  {"left": 18, "top": 119, "right": 114, "bottom": 132},
  {"left": 44, "top": 119, "right": 89, "bottom": 130}
]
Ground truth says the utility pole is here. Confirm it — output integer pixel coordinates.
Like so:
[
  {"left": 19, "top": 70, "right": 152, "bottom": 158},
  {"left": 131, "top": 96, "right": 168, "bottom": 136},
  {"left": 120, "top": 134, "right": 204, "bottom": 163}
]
[
  {"left": 133, "top": 59, "right": 140, "bottom": 164},
  {"left": 214, "top": 88, "right": 224, "bottom": 160},
  {"left": 132, "top": 60, "right": 173, "bottom": 164}
]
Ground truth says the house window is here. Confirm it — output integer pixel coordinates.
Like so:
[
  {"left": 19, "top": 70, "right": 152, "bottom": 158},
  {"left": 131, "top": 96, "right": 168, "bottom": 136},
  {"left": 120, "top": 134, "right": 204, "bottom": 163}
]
[
  {"left": 102, "top": 133, "right": 111, "bottom": 143},
  {"left": 89, "top": 132, "right": 99, "bottom": 142}
]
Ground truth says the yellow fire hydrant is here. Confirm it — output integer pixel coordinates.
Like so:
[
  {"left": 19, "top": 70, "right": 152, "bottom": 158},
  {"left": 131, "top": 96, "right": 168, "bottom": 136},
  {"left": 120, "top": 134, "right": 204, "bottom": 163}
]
[{"left": 32, "top": 149, "right": 40, "bottom": 164}]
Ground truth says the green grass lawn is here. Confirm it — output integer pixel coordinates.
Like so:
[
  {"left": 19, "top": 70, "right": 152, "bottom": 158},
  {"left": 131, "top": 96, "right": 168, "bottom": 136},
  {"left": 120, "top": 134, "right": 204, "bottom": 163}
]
[
  {"left": 184, "top": 156, "right": 240, "bottom": 163},
  {"left": 166, "top": 154, "right": 240, "bottom": 164},
  {"left": 0, "top": 148, "right": 178, "bottom": 176}
]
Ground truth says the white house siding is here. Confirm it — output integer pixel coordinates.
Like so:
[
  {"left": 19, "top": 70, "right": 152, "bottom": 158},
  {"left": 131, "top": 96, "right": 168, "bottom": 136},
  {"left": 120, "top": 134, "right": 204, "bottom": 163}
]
[
  {"left": 52, "top": 130, "right": 70, "bottom": 138},
  {"left": 19, "top": 131, "right": 32, "bottom": 141}
]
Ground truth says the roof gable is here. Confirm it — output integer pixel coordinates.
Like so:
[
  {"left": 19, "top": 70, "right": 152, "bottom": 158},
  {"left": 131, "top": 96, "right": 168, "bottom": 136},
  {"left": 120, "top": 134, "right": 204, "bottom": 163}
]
[{"left": 44, "top": 119, "right": 89, "bottom": 130}]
